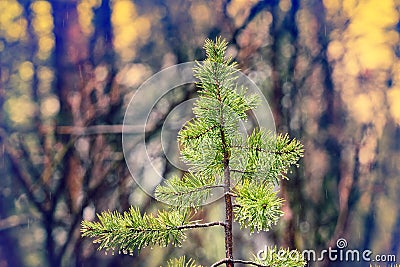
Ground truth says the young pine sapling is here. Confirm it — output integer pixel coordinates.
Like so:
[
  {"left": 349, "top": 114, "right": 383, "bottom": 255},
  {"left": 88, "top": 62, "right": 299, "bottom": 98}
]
[{"left": 81, "top": 38, "right": 306, "bottom": 267}]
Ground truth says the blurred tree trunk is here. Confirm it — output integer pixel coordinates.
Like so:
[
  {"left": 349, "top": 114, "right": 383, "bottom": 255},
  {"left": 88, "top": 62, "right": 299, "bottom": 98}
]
[
  {"left": 51, "top": 2, "right": 83, "bottom": 266},
  {"left": 390, "top": 127, "right": 400, "bottom": 257},
  {"left": 269, "top": 0, "right": 301, "bottom": 250}
]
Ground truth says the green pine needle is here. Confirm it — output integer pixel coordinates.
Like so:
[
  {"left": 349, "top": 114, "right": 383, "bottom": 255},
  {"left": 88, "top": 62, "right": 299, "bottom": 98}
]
[
  {"left": 179, "top": 37, "right": 262, "bottom": 175},
  {"left": 80, "top": 207, "right": 189, "bottom": 254},
  {"left": 232, "top": 129, "right": 304, "bottom": 183},
  {"left": 166, "top": 256, "right": 203, "bottom": 267},
  {"left": 234, "top": 180, "right": 284, "bottom": 233},
  {"left": 81, "top": 37, "right": 306, "bottom": 266},
  {"left": 155, "top": 172, "right": 221, "bottom": 208}
]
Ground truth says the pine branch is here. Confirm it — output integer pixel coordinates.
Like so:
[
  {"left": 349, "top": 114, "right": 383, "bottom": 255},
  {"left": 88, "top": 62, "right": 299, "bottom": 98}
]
[
  {"left": 81, "top": 37, "right": 306, "bottom": 267},
  {"left": 0, "top": 215, "right": 30, "bottom": 231},
  {"left": 81, "top": 207, "right": 226, "bottom": 254},
  {"left": 81, "top": 207, "right": 189, "bottom": 254},
  {"left": 211, "top": 258, "right": 269, "bottom": 267},
  {"left": 233, "top": 180, "right": 284, "bottom": 233},
  {"left": 176, "top": 221, "right": 227, "bottom": 230},
  {"left": 155, "top": 173, "right": 224, "bottom": 207},
  {"left": 179, "top": 119, "right": 218, "bottom": 142},
  {"left": 167, "top": 256, "right": 203, "bottom": 267},
  {"left": 231, "top": 129, "right": 304, "bottom": 183},
  {"left": 178, "top": 124, "right": 225, "bottom": 174}
]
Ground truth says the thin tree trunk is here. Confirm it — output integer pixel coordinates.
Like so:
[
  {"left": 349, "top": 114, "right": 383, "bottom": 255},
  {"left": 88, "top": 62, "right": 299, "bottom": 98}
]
[{"left": 224, "top": 163, "right": 234, "bottom": 267}]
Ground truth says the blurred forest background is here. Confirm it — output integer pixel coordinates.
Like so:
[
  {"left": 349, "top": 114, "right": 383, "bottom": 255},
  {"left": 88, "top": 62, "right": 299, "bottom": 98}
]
[{"left": 1, "top": 0, "right": 400, "bottom": 266}]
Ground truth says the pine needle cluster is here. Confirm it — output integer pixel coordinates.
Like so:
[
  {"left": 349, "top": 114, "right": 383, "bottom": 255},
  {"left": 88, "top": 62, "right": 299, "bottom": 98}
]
[
  {"left": 81, "top": 37, "right": 306, "bottom": 267},
  {"left": 81, "top": 207, "right": 189, "bottom": 255}
]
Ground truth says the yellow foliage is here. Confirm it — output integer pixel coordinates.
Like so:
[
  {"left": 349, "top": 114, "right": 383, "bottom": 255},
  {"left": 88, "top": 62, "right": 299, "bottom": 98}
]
[
  {"left": 327, "top": 40, "right": 344, "bottom": 61},
  {"left": 133, "top": 17, "right": 151, "bottom": 39},
  {"left": 77, "top": 0, "right": 101, "bottom": 36},
  {"left": 279, "top": 0, "right": 291, "bottom": 12},
  {"left": 38, "top": 36, "right": 54, "bottom": 53},
  {"left": 40, "top": 95, "right": 60, "bottom": 118},
  {"left": 111, "top": 0, "right": 137, "bottom": 25},
  {"left": 326, "top": 0, "right": 399, "bottom": 131},
  {"left": 32, "top": 14, "right": 54, "bottom": 34},
  {"left": 356, "top": 0, "right": 397, "bottom": 27},
  {"left": 351, "top": 38, "right": 395, "bottom": 69},
  {"left": 323, "top": 0, "right": 340, "bottom": 14},
  {"left": 190, "top": 3, "right": 212, "bottom": 30},
  {"left": 30, "top": 1, "right": 54, "bottom": 60},
  {"left": 111, "top": 0, "right": 154, "bottom": 62},
  {"left": 18, "top": 61, "right": 34, "bottom": 81},
  {"left": 352, "top": 93, "right": 373, "bottom": 124},
  {"left": 0, "top": 0, "right": 22, "bottom": 20},
  {"left": 342, "top": 0, "right": 358, "bottom": 17},
  {"left": 0, "top": 0, "right": 27, "bottom": 42},
  {"left": 77, "top": 3, "right": 94, "bottom": 36},
  {"left": 4, "top": 96, "right": 36, "bottom": 125},
  {"left": 227, "top": 0, "right": 258, "bottom": 27},
  {"left": 37, "top": 66, "right": 54, "bottom": 94},
  {"left": 343, "top": 0, "right": 399, "bottom": 70},
  {"left": 342, "top": 52, "right": 360, "bottom": 76},
  {"left": 387, "top": 88, "right": 400, "bottom": 124},
  {"left": 38, "top": 66, "right": 54, "bottom": 82},
  {"left": 6, "top": 21, "right": 27, "bottom": 40},
  {"left": 31, "top": 1, "right": 51, "bottom": 14}
]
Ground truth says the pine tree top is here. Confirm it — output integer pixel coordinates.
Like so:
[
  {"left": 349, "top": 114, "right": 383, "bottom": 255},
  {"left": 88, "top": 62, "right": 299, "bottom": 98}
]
[{"left": 81, "top": 37, "right": 306, "bottom": 267}]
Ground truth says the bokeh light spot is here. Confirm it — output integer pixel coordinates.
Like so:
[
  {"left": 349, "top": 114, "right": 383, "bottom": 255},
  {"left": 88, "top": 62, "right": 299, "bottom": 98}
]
[
  {"left": 5, "top": 96, "right": 36, "bottom": 124},
  {"left": 40, "top": 95, "right": 60, "bottom": 117},
  {"left": 19, "top": 61, "right": 34, "bottom": 81}
]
